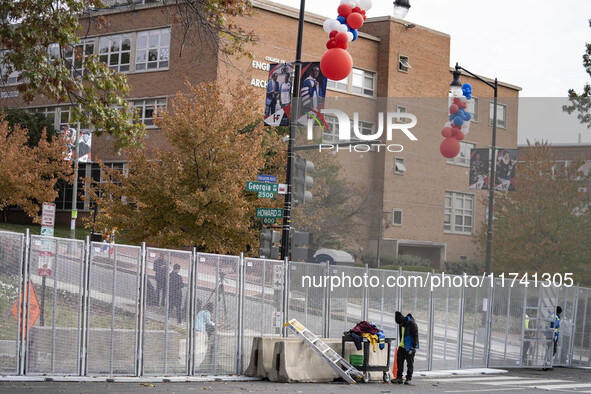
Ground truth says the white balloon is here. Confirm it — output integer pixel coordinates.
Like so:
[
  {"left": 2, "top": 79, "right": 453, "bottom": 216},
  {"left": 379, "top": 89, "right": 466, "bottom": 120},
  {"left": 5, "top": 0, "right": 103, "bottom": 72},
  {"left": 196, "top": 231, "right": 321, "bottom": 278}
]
[
  {"left": 347, "top": 32, "right": 354, "bottom": 42},
  {"left": 444, "top": 121, "right": 452, "bottom": 128},
  {"left": 357, "top": 0, "right": 372, "bottom": 11},
  {"left": 336, "top": 24, "right": 348, "bottom": 33},
  {"left": 461, "top": 120, "right": 471, "bottom": 135},
  {"left": 342, "top": 0, "right": 357, "bottom": 7},
  {"left": 323, "top": 18, "right": 340, "bottom": 34}
]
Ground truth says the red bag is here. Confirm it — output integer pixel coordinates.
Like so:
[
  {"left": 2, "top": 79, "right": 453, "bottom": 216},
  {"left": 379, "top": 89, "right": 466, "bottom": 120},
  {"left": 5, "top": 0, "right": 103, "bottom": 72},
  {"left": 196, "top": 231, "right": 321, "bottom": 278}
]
[{"left": 392, "top": 347, "right": 398, "bottom": 377}]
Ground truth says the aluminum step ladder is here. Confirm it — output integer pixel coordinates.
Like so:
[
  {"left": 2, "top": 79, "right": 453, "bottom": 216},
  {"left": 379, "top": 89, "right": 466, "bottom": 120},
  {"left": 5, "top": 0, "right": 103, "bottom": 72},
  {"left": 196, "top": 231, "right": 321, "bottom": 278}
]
[{"left": 283, "top": 318, "right": 362, "bottom": 384}]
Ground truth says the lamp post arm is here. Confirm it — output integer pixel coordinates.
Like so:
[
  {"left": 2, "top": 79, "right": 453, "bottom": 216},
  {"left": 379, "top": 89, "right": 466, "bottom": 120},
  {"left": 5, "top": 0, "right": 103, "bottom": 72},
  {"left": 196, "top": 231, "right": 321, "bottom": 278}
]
[{"left": 455, "top": 63, "right": 496, "bottom": 91}]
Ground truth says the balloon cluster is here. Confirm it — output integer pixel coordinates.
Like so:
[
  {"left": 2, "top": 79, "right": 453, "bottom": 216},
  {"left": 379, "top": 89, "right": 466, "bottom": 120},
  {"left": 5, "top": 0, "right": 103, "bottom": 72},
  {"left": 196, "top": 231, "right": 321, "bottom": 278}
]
[
  {"left": 440, "top": 83, "right": 473, "bottom": 158},
  {"left": 320, "top": 0, "right": 372, "bottom": 81}
]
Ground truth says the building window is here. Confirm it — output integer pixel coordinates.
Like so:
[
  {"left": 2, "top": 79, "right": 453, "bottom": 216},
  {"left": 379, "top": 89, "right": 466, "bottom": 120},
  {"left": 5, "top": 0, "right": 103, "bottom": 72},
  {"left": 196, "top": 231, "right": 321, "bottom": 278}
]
[
  {"left": 134, "top": 98, "right": 167, "bottom": 127},
  {"left": 55, "top": 164, "right": 88, "bottom": 210},
  {"left": 0, "top": 51, "right": 20, "bottom": 85},
  {"left": 396, "top": 105, "right": 407, "bottom": 122},
  {"left": 52, "top": 40, "right": 95, "bottom": 77},
  {"left": 448, "top": 96, "right": 478, "bottom": 122},
  {"left": 459, "top": 255, "right": 468, "bottom": 261},
  {"left": 489, "top": 102, "right": 506, "bottom": 128},
  {"left": 353, "top": 119, "right": 374, "bottom": 137},
  {"left": 392, "top": 209, "right": 403, "bottom": 226},
  {"left": 327, "top": 67, "right": 376, "bottom": 97},
  {"left": 99, "top": 33, "right": 132, "bottom": 72},
  {"left": 447, "top": 141, "right": 475, "bottom": 166},
  {"left": 395, "top": 157, "right": 406, "bottom": 174},
  {"left": 135, "top": 28, "right": 170, "bottom": 71},
  {"left": 444, "top": 192, "right": 474, "bottom": 234},
  {"left": 398, "top": 55, "right": 411, "bottom": 73}
]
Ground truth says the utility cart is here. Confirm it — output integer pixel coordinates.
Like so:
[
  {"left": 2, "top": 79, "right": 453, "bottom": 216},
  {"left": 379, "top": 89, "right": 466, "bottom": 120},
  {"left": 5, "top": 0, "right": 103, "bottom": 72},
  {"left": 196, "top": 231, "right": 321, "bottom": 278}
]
[{"left": 341, "top": 334, "right": 393, "bottom": 383}]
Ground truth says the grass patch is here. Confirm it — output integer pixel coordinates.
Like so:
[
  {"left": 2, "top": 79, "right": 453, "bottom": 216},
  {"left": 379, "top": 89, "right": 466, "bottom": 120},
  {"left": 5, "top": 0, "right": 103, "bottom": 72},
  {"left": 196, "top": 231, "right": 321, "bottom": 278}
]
[{"left": 0, "top": 223, "right": 91, "bottom": 241}]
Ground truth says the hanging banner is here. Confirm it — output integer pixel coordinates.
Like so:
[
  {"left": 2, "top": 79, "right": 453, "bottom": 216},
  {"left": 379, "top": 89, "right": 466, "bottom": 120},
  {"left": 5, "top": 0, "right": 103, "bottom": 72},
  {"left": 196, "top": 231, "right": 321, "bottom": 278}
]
[
  {"left": 495, "top": 148, "right": 517, "bottom": 191},
  {"left": 263, "top": 62, "right": 327, "bottom": 127},
  {"left": 63, "top": 127, "right": 92, "bottom": 162},
  {"left": 469, "top": 148, "right": 490, "bottom": 190}
]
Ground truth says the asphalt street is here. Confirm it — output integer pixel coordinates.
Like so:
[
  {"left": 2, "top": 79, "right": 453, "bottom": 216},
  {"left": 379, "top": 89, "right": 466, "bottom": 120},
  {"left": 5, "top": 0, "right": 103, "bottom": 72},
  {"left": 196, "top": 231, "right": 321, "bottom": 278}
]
[{"left": 1, "top": 368, "right": 590, "bottom": 393}]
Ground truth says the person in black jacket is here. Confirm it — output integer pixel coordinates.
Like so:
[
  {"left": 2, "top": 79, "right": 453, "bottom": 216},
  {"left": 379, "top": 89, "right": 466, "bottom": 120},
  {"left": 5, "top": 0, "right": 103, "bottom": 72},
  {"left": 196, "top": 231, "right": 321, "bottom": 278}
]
[
  {"left": 153, "top": 254, "right": 168, "bottom": 306},
  {"left": 168, "top": 264, "right": 185, "bottom": 324},
  {"left": 392, "top": 311, "right": 419, "bottom": 385}
]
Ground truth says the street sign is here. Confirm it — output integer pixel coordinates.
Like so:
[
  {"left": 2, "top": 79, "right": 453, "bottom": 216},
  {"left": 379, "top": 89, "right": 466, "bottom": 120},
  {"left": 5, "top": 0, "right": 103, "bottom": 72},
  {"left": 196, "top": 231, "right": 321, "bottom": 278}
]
[
  {"left": 41, "top": 203, "right": 56, "bottom": 227},
  {"left": 40, "top": 227, "right": 54, "bottom": 237},
  {"left": 258, "top": 191, "right": 275, "bottom": 199},
  {"left": 277, "top": 183, "right": 287, "bottom": 195},
  {"left": 273, "top": 265, "right": 284, "bottom": 289},
  {"left": 258, "top": 175, "right": 277, "bottom": 183},
  {"left": 256, "top": 208, "right": 283, "bottom": 218},
  {"left": 262, "top": 218, "right": 276, "bottom": 224},
  {"left": 246, "top": 181, "right": 279, "bottom": 193},
  {"left": 11, "top": 280, "right": 40, "bottom": 339},
  {"left": 38, "top": 251, "right": 52, "bottom": 276}
]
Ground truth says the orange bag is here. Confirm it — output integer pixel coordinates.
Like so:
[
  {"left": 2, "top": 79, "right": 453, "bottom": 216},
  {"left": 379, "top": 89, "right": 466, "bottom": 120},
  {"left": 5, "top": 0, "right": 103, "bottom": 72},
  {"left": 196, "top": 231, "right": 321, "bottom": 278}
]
[{"left": 392, "top": 347, "right": 398, "bottom": 378}]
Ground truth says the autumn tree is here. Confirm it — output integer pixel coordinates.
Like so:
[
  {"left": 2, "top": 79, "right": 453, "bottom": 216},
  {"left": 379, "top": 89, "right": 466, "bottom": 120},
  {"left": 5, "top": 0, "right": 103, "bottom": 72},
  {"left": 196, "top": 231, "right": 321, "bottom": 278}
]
[
  {"left": 87, "top": 81, "right": 279, "bottom": 253},
  {"left": 477, "top": 142, "right": 591, "bottom": 285},
  {"left": 0, "top": 118, "right": 72, "bottom": 222}
]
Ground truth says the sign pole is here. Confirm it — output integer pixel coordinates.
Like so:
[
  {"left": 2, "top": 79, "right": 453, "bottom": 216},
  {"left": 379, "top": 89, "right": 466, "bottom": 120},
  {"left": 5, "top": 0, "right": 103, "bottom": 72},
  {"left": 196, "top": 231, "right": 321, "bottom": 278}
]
[{"left": 40, "top": 277, "right": 46, "bottom": 326}]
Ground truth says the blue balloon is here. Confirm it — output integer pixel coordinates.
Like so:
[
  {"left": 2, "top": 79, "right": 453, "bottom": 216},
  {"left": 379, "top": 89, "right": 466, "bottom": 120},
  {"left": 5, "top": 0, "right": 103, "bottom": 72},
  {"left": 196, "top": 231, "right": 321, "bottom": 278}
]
[
  {"left": 350, "top": 29, "right": 358, "bottom": 41},
  {"left": 463, "top": 112, "right": 471, "bottom": 121},
  {"left": 453, "top": 117, "right": 464, "bottom": 127},
  {"left": 462, "top": 83, "right": 472, "bottom": 99},
  {"left": 449, "top": 114, "right": 455, "bottom": 121},
  {"left": 456, "top": 109, "right": 465, "bottom": 117},
  {"left": 337, "top": 15, "right": 346, "bottom": 24}
]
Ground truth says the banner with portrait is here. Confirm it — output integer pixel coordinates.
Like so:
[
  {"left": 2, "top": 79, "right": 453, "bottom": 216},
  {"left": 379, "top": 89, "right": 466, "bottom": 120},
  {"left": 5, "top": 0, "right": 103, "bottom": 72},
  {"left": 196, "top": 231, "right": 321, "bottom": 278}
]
[
  {"left": 63, "top": 126, "right": 92, "bottom": 162},
  {"left": 263, "top": 61, "right": 327, "bottom": 127},
  {"left": 469, "top": 148, "right": 490, "bottom": 190},
  {"left": 494, "top": 148, "right": 517, "bottom": 191}
]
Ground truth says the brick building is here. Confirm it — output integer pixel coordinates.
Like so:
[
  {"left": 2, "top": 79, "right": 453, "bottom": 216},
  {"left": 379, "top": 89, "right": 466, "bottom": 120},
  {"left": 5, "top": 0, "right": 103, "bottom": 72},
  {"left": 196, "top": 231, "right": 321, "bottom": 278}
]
[{"left": 0, "top": 0, "right": 521, "bottom": 267}]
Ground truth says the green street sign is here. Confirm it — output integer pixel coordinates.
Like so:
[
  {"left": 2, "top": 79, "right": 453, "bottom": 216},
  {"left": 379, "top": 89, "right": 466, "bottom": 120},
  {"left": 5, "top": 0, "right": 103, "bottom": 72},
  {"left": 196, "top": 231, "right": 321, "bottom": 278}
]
[
  {"left": 258, "top": 191, "right": 275, "bottom": 199},
  {"left": 262, "top": 217, "right": 276, "bottom": 224},
  {"left": 256, "top": 208, "right": 283, "bottom": 218},
  {"left": 246, "top": 181, "right": 278, "bottom": 193}
]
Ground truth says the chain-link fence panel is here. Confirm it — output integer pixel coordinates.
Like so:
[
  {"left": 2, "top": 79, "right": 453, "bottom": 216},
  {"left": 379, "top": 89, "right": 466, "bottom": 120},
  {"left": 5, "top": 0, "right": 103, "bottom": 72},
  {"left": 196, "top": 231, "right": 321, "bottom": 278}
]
[
  {"left": 328, "top": 265, "right": 365, "bottom": 338},
  {"left": 460, "top": 276, "right": 491, "bottom": 368},
  {"left": 554, "top": 285, "right": 577, "bottom": 366},
  {"left": 26, "top": 236, "right": 85, "bottom": 375},
  {"left": 431, "top": 279, "right": 462, "bottom": 370},
  {"left": 0, "top": 231, "right": 24, "bottom": 374},
  {"left": 142, "top": 248, "right": 192, "bottom": 375},
  {"left": 287, "top": 262, "right": 326, "bottom": 337},
  {"left": 368, "top": 269, "right": 399, "bottom": 338},
  {"left": 399, "top": 271, "right": 431, "bottom": 371},
  {"left": 193, "top": 253, "right": 239, "bottom": 375},
  {"left": 86, "top": 243, "right": 142, "bottom": 375},
  {"left": 572, "top": 288, "right": 590, "bottom": 367}
]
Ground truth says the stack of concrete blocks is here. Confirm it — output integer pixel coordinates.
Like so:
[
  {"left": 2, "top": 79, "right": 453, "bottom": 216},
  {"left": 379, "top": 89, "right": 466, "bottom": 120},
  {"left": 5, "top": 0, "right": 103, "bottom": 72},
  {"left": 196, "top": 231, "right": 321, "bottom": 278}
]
[{"left": 245, "top": 337, "right": 389, "bottom": 383}]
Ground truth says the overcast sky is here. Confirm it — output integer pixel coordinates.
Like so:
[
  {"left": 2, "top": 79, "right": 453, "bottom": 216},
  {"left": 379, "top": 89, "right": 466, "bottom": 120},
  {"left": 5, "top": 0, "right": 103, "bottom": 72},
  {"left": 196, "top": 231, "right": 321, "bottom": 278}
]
[{"left": 270, "top": 0, "right": 591, "bottom": 143}]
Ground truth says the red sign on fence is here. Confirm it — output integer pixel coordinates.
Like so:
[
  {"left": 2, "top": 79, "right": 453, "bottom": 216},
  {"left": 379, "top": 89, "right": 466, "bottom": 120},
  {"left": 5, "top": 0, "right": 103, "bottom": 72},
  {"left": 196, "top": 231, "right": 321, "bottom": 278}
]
[{"left": 11, "top": 280, "right": 40, "bottom": 339}]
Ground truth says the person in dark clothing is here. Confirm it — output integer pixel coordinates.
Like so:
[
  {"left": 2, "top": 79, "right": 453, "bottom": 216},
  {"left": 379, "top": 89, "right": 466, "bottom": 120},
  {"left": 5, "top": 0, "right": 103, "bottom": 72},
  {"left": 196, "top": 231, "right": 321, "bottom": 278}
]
[
  {"left": 168, "top": 264, "right": 184, "bottom": 324},
  {"left": 153, "top": 254, "right": 168, "bottom": 306},
  {"left": 392, "top": 311, "right": 419, "bottom": 385}
]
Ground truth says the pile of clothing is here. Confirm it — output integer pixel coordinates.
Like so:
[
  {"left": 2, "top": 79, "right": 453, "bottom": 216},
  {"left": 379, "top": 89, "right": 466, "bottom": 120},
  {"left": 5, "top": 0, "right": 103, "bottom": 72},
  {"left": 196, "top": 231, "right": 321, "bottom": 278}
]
[{"left": 344, "top": 321, "right": 385, "bottom": 351}]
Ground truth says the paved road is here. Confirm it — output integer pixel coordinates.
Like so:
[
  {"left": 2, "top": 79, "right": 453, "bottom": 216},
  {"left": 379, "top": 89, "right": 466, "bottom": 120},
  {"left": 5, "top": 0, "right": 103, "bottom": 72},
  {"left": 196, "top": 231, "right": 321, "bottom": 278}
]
[{"left": 1, "top": 368, "right": 590, "bottom": 393}]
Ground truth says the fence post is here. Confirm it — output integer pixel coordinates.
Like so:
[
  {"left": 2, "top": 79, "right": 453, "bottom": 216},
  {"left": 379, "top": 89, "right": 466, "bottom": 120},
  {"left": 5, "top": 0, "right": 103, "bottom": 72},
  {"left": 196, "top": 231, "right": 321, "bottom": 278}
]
[
  {"left": 363, "top": 264, "right": 369, "bottom": 322},
  {"left": 427, "top": 270, "right": 434, "bottom": 371},
  {"left": 79, "top": 236, "right": 91, "bottom": 376},
  {"left": 187, "top": 248, "right": 197, "bottom": 375},
  {"left": 485, "top": 278, "right": 494, "bottom": 368},
  {"left": 457, "top": 274, "right": 466, "bottom": 369},
  {"left": 568, "top": 285, "right": 579, "bottom": 367},
  {"left": 236, "top": 253, "right": 245, "bottom": 375},
  {"left": 323, "top": 261, "right": 331, "bottom": 338},
  {"left": 282, "top": 257, "right": 289, "bottom": 338},
  {"left": 18, "top": 229, "right": 30, "bottom": 376},
  {"left": 136, "top": 242, "right": 147, "bottom": 377}
]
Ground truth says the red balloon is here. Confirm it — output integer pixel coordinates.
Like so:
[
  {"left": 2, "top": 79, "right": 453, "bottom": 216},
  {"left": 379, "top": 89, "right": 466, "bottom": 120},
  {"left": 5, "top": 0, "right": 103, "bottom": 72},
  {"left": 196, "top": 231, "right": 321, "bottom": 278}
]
[
  {"left": 449, "top": 104, "right": 459, "bottom": 114},
  {"left": 320, "top": 48, "right": 353, "bottom": 81},
  {"left": 347, "top": 12, "right": 364, "bottom": 30},
  {"left": 326, "top": 39, "right": 337, "bottom": 49},
  {"left": 335, "top": 32, "right": 348, "bottom": 46},
  {"left": 352, "top": 6, "right": 362, "bottom": 13},
  {"left": 458, "top": 100, "right": 467, "bottom": 109},
  {"left": 329, "top": 30, "right": 338, "bottom": 38},
  {"left": 337, "top": 4, "right": 352, "bottom": 17},
  {"left": 456, "top": 131, "right": 465, "bottom": 141},
  {"left": 441, "top": 127, "right": 453, "bottom": 138},
  {"left": 453, "top": 97, "right": 462, "bottom": 106},
  {"left": 440, "top": 137, "right": 461, "bottom": 158},
  {"left": 451, "top": 124, "right": 461, "bottom": 133}
]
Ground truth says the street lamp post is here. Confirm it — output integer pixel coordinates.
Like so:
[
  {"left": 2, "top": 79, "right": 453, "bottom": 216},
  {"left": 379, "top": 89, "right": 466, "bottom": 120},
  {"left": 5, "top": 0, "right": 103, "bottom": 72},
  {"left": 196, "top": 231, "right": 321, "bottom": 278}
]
[
  {"left": 280, "top": 0, "right": 413, "bottom": 260},
  {"left": 451, "top": 63, "right": 498, "bottom": 275}
]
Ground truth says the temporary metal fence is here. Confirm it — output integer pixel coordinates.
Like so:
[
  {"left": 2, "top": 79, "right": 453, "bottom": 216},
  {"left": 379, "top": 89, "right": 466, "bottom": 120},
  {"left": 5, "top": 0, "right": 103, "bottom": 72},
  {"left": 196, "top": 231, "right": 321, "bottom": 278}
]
[{"left": 1, "top": 229, "right": 590, "bottom": 378}]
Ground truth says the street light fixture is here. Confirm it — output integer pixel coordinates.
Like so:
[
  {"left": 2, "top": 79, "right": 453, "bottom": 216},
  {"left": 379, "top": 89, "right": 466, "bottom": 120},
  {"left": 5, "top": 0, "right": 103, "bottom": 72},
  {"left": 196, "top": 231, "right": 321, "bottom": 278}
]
[
  {"left": 393, "top": 0, "right": 411, "bottom": 19},
  {"left": 451, "top": 62, "right": 498, "bottom": 275}
]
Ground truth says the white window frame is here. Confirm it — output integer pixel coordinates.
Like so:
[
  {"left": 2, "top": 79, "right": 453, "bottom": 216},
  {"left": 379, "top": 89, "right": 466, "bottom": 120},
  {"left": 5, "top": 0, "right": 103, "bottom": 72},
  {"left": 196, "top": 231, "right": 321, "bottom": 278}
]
[
  {"left": 447, "top": 141, "right": 475, "bottom": 166},
  {"left": 489, "top": 101, "right": 506, "bottom": 128},
  {"left": 1, "top": 51, "right": 20, "bottom": 86},
  {"left": 99, "top": 33, "right": 132, "bottom": 73},
  {"left": 135, "top": 28, "right": 170, "bottom": 71},
  {"left": 395, "top": 157, "right": 406, "bottom": 174},
  {"left": 392, "top": 209, "right": 403, "bottom": 226},
  {"left": 398, "top": 55, "right": 411, "bottom": 73},
  {"left": 448, "top": 96, "right": 478, "bottom": 122},
  {"left": 327, "top": 67, "right": 376, "bottom": 97},
  {"left": 444, "top": 191, "right": 474, "bottom": 234},
  {"left": 61, "top": 39, "right": 95, "bottom": 76},
  {"left": 396, "top": 105, "right": 407, "bottom": 122},
  {"left": 133, "top": 97, "right": 167, "bottom": 127}
]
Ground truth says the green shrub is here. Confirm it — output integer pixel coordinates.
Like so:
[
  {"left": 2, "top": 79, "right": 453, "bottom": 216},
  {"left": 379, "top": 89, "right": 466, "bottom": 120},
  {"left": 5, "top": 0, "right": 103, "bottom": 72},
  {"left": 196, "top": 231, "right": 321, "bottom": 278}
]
[
  {"left": 359, "top": 251, "right": 431, "bottom": 269},
  {"left": 444, "top": 259, "right": 485, "bottom": 275}
]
